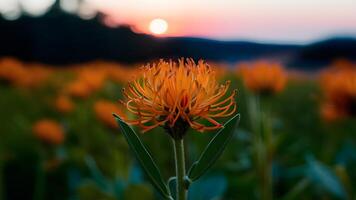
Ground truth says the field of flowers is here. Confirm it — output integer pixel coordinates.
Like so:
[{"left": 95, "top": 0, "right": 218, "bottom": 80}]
[{"left": 0, "top": 57, "right": 355, "bottom": 200}]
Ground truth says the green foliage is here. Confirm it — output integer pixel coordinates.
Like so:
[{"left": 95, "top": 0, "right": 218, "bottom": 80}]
[
  {"left": 188, "top": 114, "right": 240, "bottom": 181},
  {"left": 306, "top": 156, "right": 347, "bottom": 199},
  {"left": 123, "top": 184, "right": 155, "bottom": 200},
  {"left": 114, "top": 115, "right": 172, "bottom": 199},
  {"left": 1, "top": 75, "right": 355, "bottom": 200},
  {"left": 77, "top": 182, "right": 116, "bottom": 200}
]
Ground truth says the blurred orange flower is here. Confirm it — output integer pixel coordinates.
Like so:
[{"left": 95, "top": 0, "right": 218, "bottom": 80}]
[
  {"left": 0, "top": 58, "right": 26, "bottom": 85},
  {"left": 54, "top": 95, "right": 74, "bottom": 113},
  {"left": 331, "top": 59, "right": 354, "bottom": 70},
  {"left": 78, "top": 69, "right": 107, "bottom": 91},
  {"left": 94, "top": 100, "right": 125, "bottom": 129},
  {"left": 0, "top": 58, "right": 51, "bottom": 88},
  {"left": 119, "top": 59, "right": 237, "bottom": 137},
  {"left": 239, "top": 61, "right": 287, "bottom": 95},
  {"left": 32, "top": 119, "right": 65, "bottom": 145},
  {"left": 25, "top": 66, "right": 52, "bottom": 88},
  {"left": 66, "top": 80, "right": 92, "bottom": 98},
  {"left": 320, "top": 66, "right": 356, "bottom": 121},
  {"left": 207, "top": 61, "right": 229, "bottom": 79},
  {"left": 65, "top": 68, "right": 107, "bottom": 98},
  {"left": 108, "top": 68, "right": 137, "bottom": 83},
  {"left": 93, "top": 61, "right": 137, "bottom": 83},
  {"left": 320, "top": 103, "right": 343, "bottom": 122}
]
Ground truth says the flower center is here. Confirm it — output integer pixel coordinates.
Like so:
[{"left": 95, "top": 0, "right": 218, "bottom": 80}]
[
  {"left": 347, "top": 97, "right": 356, "bottom": 117},
  {"left": 180, "top": 94, "right": 189, "bottom": 108},
  {"left": 164, "top": 117, "right": 190, "bottom": 140}
]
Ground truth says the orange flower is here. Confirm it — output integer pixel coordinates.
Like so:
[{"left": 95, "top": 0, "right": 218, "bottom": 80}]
[
  {"left": 239, "top": 61, "right": 287, "bottom": 95},
  {"left": 65, "top": 68, "right": 107, "bottom": 98},
  {"left": 25, "top": 66, "right": 52, "bottom": 88},
  {"left": 206, "top": 62, "right": 229, "bottom": 79},
  {"left": 320, "top": 103, "right": 343, "bottom": 122},
  {"left": 331, "top": 59, "right": 354, "bottom": 70},
  {"left": 90, "top": 61, "right": 137, "bottom": 83},
  {"left": 32, "top": 119, "right": 65, "bottom": 145},
  {"left": 66, "top": 80, "right": 92, "bottom": 99},
  {"left": 54, "top": 95, "right": 74, "bottom": 113},
  {"left": 119, "top": 59, "right": 237, "bottom": 137},
  {"left": 77, "top": 69, "right": 107, "bottom": 91},
  {"left": 320, "top": 66, "right": 356, "bottom": 121},
  {"left": 0, "top": 58, "right": 51, "bottom": 88},
  {"left": 0, "top": 58, "right": 27, "bottom": 85},
  {"left": 94, "top": 100, "right": 125, "bottom": 129}
]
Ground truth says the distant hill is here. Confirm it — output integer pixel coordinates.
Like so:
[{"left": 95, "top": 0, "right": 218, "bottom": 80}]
[
  {"left": 0, "top": 7, "right": 355, "bottom": 69},
  {"left": 288, "top": 38, "right": 356, "bottom": 69},
  {"left": 154, "top": 37, "right": 299, "bottom": 62}
]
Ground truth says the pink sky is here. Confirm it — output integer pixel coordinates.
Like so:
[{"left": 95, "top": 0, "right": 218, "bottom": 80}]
[
  {"left": 1, "top": 0, "right": 355, "bottom": 43},
  {"left": 85, "top": 0, "right": 356, "bottom": 43}
]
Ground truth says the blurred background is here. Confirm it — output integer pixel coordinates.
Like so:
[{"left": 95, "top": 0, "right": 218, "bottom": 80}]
[{"left": 0, "top": 0, "right": 355, "bottom": 199}]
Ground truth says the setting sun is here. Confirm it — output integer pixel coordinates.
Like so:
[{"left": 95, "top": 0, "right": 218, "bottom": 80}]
[{"left": 149, "top": 18, "right": 168, "bottom": 35}]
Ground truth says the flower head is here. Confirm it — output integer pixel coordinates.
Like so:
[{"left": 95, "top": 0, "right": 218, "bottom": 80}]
[
  {"left": 0, "top": 58, "right": 51, "bottom": 89},
  {"left": 239, "top": 61, "right": 287, "bottom": 95},
  {"left": 65, "top": 68, "right": 107, "bottom": 98},
  {"left": 54, "top": 95, "right": 75, "bottom": 113},
  {"left": 119, "top": 59, "right": 236, "bottom": 138},
  {"left": 94, "top": 100, "right": 126, "bottom": 129},
  {"left": 0, "top": 58, "right": 25, "bottom": 85},
  {"left": 32, "top": 119, "right": 65, "bottom": 145},
  {"left": 320, "top": 66, "right": 356, "bottom": 121},
  {"left": 66, "top": 80, "right": 92, "bottom": 98}
]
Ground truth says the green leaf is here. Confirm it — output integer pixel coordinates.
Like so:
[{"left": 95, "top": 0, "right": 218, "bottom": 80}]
[
  {"left": 188, "top": 114, "right": 240, "bottom": 181},
  {"left": 306, "top": 156, "right": 347, "bottom": 199},
  {"left": 85, "top": 156, "right": 113, "bottom": 194},
  {"left": 113, "top": 114, "right": 171, "bottom": 199},
  {"left": 167, "top": 177, "right": 177, "bottom": 200}
]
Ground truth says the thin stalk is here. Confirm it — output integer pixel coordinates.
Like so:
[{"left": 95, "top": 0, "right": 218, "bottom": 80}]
[
  {"left": 282, "top": 178, "right": 310, "bottom": 200},
  {"left": 0, "top": 157, "right": 3, "bottom": 200},
  {"left": 172, "top": 139, "right": 187, "bottom": 200},
  {"left": 261, "top": 113, "right": 273, "bottom": 200},
  {"left": 33, "top": 161, "right": 45, "bottom": 200},
  {"left": 261, "top": 160, "right": 273, "bottom": 200},
  {"left": 247, "top": 94, "right": 273, "bottom": 200}
]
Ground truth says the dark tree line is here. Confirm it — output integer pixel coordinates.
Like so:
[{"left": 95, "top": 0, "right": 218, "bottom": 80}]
[{"left": 0, "top": 4, "right": 355, "bottom": 68}]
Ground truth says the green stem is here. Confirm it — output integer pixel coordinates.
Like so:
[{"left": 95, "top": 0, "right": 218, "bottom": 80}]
[
  {"left": 282, "top": 178, "right": 310, "bottom": 200},
  {"left": 261, "top": 160, "right": 273, "bottom": 200},
  {"left": 173, "top": 139, "right": 187, "bottom": 200},
  {"left": 261, "top": 113, "right": 273, "bottom": 200},
  {"left": 0, "top": 158, "right": 4, "bottom": 200},
  {"left": 33, "top": 161, "right": 45, "bottom": 200},
  {"left": 248, "top": 94, "right": 273, "bottom": 200}
]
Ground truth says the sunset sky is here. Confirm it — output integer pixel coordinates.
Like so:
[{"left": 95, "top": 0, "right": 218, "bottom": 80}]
[{"left": 1, "top": 0, "right": 356, "bottom": 43}]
